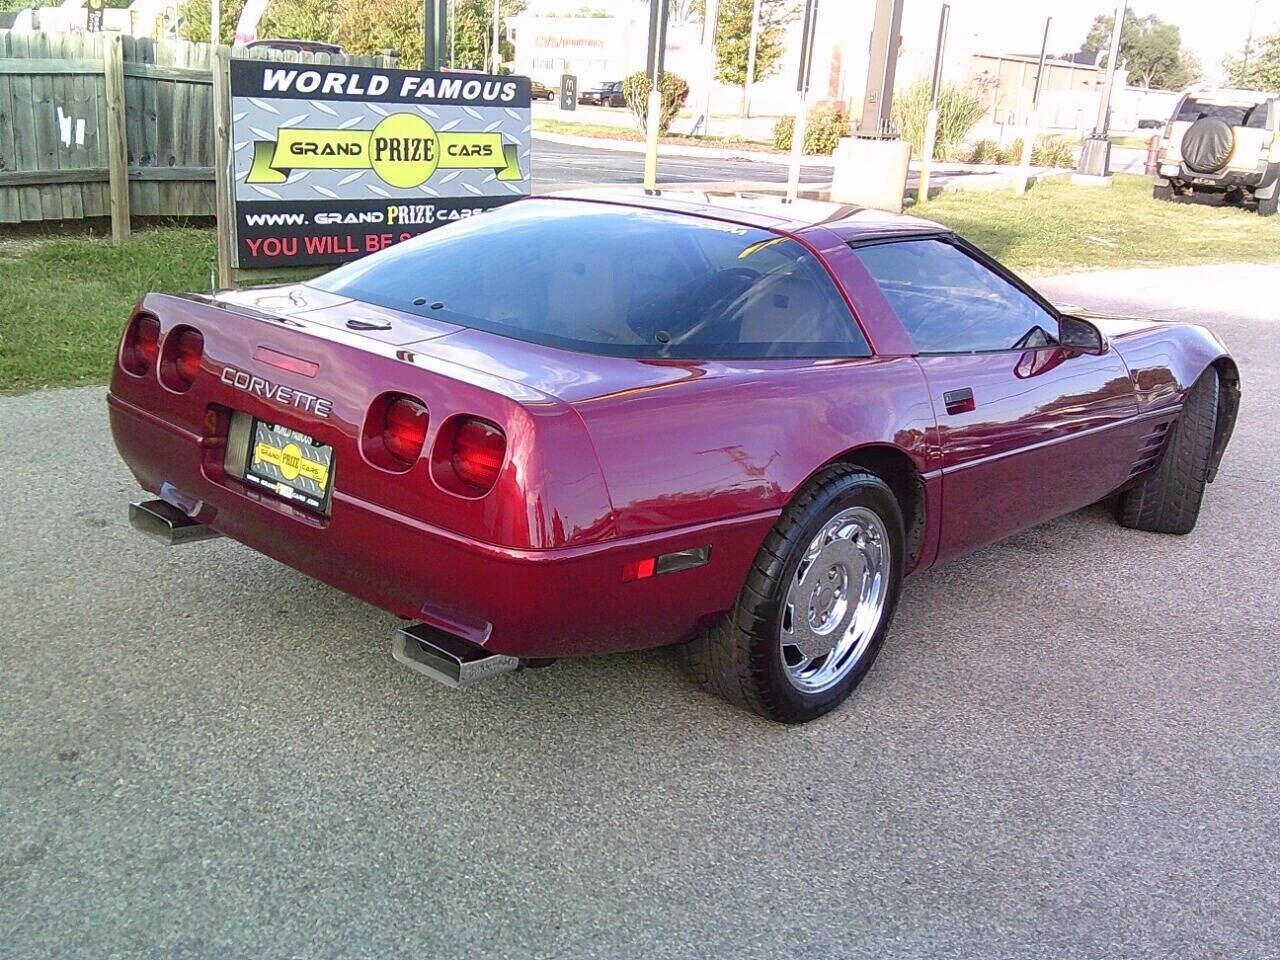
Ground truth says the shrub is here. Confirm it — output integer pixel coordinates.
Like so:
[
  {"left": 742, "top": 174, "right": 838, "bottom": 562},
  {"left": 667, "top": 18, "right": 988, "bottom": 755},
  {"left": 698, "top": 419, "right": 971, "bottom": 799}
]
[
  {"left": 997, "top": 137, "right": 1024, "bottom": 166},
  {"left": 622, "top": 71, "right": 690, "bottom": 134},
  {"left": 1033, "top": 135, "right": 1075, "bottom": 168},
  {"left": 772, "top": 103, "right": 852, "bottom": 155},
  {"left": 965, "top": 135, "right": 1076, "bottom": 167},
  {"left": 891, "top": 77, "right": 987, "bottom": 159},
  {"left": 967, "top": 139, "right": 1000, "bottom": 164}
]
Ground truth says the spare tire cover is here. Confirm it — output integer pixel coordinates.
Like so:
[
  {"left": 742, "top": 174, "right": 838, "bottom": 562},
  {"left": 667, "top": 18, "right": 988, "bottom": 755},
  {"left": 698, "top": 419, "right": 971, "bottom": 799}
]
[{"left": 1181, "top": 116, "right": 1234, "bottom": 173}]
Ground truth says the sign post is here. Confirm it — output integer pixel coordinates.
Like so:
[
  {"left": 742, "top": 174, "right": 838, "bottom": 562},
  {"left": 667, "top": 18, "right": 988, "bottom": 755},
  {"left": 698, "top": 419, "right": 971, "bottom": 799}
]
[
  {"left": 85, "top": 0, "right": 104, "bottom": 32},
  {"left": 215, "top": 59, "right": 531, "bottom": 284},
  {"left": 559, "top": 74, "right": 577, "bottom": 111}
]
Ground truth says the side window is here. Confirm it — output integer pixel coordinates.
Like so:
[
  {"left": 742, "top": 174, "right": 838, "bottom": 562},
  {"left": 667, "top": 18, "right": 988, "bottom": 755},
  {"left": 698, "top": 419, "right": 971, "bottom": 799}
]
[{"left": 852, "top": 238, "right": 1058, "bottom": 353}]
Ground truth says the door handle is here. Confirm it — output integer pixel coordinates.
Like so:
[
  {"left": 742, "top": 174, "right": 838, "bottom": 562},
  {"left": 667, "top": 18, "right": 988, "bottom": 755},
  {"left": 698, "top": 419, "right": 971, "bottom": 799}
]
[{"left": 944, "top": 387, "right": 975, "bottom": 415}]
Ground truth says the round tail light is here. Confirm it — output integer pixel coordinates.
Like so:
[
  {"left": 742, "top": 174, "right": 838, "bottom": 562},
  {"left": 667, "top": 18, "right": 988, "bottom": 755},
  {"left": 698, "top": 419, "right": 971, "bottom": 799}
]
[
  {"left": 383, "top": 396, "right": 429, "bottom": 466},
  {"left": 121, "top": 313, "right": 160, "bottom": 377},
  {"left": 161, "top": 327, "right": 204, "bottom": 391},
  {"left": 451, "top": 418, "right": 506, "bottom": 493}
]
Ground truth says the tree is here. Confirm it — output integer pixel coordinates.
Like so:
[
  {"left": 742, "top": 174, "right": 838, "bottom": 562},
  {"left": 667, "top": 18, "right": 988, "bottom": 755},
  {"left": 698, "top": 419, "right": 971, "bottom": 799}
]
[
  {"left": 1082, "top": 11, "right": 1199, "bottom": 90},
  {"left": 179, "top": 0, "right": 525, "bottom": 70},
  {"left": 693, "top": 0, "right": 797, "bottom": 87},
  {"left": 1223, "top": 31, "right": 1280, "bottom": 90},
  {"left": 180, "top": 0, "right": 333, "bottom": 46}
]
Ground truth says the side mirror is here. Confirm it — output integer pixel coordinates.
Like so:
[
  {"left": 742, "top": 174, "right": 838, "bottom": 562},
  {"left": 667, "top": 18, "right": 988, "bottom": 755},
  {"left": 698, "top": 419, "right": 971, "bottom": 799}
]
[{"left": 1058, "top": 315, "right": 1108, "bottom": 355}]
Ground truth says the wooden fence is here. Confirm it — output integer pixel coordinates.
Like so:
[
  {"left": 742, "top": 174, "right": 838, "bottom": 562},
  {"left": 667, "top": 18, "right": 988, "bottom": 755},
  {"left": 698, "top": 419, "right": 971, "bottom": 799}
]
[{"left": 0, "top": 30, "right": 395, "bottom": 236}]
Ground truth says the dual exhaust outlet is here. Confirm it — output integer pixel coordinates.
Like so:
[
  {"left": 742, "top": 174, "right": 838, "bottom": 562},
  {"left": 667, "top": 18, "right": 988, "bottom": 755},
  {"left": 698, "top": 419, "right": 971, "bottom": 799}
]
[{"left": 129, "top": 498, "right": 524, "bottom": 686}]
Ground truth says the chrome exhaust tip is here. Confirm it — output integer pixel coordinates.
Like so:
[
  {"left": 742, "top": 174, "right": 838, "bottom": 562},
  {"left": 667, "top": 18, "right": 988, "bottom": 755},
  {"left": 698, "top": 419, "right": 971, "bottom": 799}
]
[
  {"left": 129, "top": 499, "right": 221, "bottom": 545},
  {"left": 392, "top": 623, "right": 520, "bottom": 688}
]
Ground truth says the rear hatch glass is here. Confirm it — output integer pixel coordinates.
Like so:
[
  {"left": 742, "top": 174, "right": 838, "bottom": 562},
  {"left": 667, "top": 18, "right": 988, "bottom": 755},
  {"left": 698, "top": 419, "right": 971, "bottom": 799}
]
[{"left": 307, "top": 198, "right": 869, "bottom": 360}]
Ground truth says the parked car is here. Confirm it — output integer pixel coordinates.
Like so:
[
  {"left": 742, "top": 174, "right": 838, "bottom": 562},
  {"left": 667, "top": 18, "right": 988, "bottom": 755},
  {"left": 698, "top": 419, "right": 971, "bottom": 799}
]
[
  {"left": 243, "top": 38, "right": 344, "bottom": 56},
  {"left": 529, "top": 79, "right": 557, "bottom": 101},
  {"left": 579, "top": 81, "right": 626, "bottom": 107},
  {"left": 1152, "top": 87, "right": 1280, "bottom": 216},
  {"left": 109, "top": 192, "right": 1240, "bottom": 723}
]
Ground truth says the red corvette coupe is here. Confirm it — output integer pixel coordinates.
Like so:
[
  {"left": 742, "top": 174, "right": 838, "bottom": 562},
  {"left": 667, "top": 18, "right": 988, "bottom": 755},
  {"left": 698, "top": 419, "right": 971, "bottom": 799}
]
[{"left": 109, "top": 192, "right": 1240, "bottom": 722}]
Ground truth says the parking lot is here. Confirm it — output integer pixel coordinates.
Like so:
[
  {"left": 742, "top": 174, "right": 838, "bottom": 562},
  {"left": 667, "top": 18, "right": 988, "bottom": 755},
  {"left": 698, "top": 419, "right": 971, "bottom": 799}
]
[{"left": 1, "top": 263, "right": 1276, "bottom": 959}]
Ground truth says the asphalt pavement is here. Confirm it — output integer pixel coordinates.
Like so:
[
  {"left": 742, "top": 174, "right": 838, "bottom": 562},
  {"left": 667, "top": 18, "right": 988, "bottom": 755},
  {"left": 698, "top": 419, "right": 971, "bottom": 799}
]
[
  {"left": 2, "top": 263, "right": 1277, "bottom": 959},
  {"left": 532, "top": 136, "right": 832, "bottom": 189}
]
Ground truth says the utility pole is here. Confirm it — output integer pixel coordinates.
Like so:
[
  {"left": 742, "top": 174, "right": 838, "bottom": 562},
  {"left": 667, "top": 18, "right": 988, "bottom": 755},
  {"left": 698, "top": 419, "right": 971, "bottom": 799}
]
[
  {"left": 491, "top": 0, "right": 502, "bottom": 74},
  {"left": 743, "top": 0, "right": 762, "bottom": 117},
  {"left": 643, "top": 0, "right": 671, "bottom": 190},
  {"left": 1015, "top": 15, "right": 1051, "bottom": 195},
  {"left": 1074, "top": 0, "right": 1126, "bottom": 182},
  {"left": 916, "top": 3, "right": 949, "bottom": 205},
  {"left": 786, "top": 0, "right": 819, "bottom": 200},
  {"left": 857, "top": 0, "right": 905, "bottom": 138}
]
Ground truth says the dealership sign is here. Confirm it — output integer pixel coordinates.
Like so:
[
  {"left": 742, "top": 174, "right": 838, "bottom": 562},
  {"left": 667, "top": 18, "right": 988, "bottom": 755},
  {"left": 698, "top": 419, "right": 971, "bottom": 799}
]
[{"left": 229, "top": 61, "right": 531, "bottom": 269}]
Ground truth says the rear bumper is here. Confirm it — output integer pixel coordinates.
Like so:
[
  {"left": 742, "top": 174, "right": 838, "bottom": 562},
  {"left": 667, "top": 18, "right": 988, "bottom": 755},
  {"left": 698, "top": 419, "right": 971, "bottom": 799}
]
[
  {"left": 108, "top": 392, "right": 773, "bottom": 658},
  {"left": 1158, "top": 159, "right": 1280, "bottom": 191}
]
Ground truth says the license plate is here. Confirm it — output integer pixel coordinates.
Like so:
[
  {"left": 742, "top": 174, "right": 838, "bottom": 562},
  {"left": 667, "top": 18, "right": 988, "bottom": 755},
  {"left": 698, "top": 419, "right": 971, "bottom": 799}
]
[
  {"left": 1191, "top": 177, "right": 1219, "bottom": 186},
  {"left": 243, "top": 419, "right": 334, "bottom": 512}
]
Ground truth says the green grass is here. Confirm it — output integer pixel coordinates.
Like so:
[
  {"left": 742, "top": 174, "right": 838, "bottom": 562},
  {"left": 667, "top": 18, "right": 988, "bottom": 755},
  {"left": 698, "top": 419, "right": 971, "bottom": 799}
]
[
  {"left": 0, "top": 227, "right": 215, "bottom": 392},
  {"left": 1, "top": 174, "right": 1277, "bottom": 392},
  {"left": 915, "top": 173, "right": 1280, "bottom": 276}
]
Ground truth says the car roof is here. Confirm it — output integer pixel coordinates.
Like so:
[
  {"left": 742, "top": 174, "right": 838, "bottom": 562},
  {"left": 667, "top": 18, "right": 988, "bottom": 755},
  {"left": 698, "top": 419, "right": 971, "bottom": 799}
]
[{"left": 544, "top": 188, "right": 948, "bottom": 240}]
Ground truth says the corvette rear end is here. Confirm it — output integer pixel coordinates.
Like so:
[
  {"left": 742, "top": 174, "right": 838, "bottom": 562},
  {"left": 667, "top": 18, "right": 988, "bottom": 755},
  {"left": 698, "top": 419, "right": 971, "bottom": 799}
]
[{"left": 107, "top": 286, "right": 762, "bottom": 668}]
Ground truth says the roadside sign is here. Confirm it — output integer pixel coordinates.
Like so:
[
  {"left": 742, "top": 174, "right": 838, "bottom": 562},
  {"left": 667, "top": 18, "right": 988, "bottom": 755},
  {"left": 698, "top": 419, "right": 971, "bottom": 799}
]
[
  {"left": 85, "top": 0, "right": 104, "bottom": 32},
  {"left": 560, "top": 74, "right": 577, "bottom": 111},
  {"left": 227, "top": 60, "right": 531, "bottom": 270}
]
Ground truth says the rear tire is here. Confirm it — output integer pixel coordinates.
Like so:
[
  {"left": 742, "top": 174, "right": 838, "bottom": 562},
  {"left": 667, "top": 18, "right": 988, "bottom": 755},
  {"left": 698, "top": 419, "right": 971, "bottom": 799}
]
[
  {"left": 1258, "top": 191, "right": 1278, "bottom": 217},
  {"left": 1153, "top": 181, "right": 1174, "bottom": 201},
  {"left": 681, "top": 466, "right": 904, "bottom": 723},
  {"left": 1118, "top": 369, "right": 1219, "bottom": 535}
]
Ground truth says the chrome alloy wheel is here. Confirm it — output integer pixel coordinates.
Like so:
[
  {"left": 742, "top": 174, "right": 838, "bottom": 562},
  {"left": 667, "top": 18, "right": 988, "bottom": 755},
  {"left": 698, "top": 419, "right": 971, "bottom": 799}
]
[{"left": 780, "top": 506, "right": 890, "bottom": 694}]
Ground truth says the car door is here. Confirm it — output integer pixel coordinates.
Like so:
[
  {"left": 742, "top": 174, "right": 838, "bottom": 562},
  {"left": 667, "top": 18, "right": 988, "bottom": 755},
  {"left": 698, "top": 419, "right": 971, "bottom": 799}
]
[{"left": 850, "top": 236, "right": 1140, "bottom": 562}]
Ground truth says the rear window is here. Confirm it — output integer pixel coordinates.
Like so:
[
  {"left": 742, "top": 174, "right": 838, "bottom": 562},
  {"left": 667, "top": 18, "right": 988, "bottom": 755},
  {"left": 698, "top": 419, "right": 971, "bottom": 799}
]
[
  {"left": 1176, "top": 97, "right": 1269, "bottom": 129},
  {"left": 309, "top": 199, "right": 869, "bottom": 360}
]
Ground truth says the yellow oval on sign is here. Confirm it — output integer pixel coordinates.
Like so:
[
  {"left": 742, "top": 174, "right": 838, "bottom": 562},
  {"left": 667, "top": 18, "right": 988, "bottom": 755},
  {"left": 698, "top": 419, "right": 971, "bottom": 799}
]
[
  {"left": 279, "top": 442, "right": 304, "bottom": 481},
  {"left": 368, "top": 113, "right": 439, "bottom": 189}
]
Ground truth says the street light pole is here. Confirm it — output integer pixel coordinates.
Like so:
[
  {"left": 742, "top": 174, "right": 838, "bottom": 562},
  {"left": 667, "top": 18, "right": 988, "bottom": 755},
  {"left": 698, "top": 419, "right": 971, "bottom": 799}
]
[
  {"left": 743, "top": 0, "right": 762, "bottom": 118},
  {"left": 643, "top": 0, "right": 670, "bottom": 189},
  {"left": 1015, "top": 15, "right": 1051, "bottom": 195},
  {"left": 786, "top": 0, "right": 819, "bottom": 200},
  {"left": 698, "top": 0, "right": 720, "bottom": 136},
  {"left": 916, "top": 3, "right": 949, "bottom": 205},
  {"left": 491, "top": 0, "right": 501, "bottom": 74}
]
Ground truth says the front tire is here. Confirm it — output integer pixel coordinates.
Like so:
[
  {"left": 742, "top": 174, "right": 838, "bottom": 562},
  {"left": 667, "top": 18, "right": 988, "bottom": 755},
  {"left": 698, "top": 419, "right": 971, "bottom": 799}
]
[
  {"left": 682, "top": 466, "right": 904, "bottom": 723},
  {"left": 1119, "top": 369, "right": 1219, "bottom": 534}
]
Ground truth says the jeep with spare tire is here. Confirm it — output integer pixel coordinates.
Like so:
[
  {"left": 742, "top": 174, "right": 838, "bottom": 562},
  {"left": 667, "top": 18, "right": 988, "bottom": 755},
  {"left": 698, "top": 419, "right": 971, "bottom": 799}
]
[{"left": 1152, "top": 88, "right": 1280, "bottom": 216}]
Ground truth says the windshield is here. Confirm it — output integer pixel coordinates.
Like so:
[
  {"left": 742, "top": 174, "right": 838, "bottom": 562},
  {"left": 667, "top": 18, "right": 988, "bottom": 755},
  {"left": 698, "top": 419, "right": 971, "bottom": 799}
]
[
  {"left": 1177, "top": 97, "right": 1269, "bottom": 129},
  {"left": 309, "top": 199, "right": 869, "bottom": 360}
]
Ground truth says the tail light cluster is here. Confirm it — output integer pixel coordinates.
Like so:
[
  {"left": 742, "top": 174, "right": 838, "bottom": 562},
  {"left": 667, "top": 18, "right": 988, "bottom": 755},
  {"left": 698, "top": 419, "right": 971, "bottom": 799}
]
[
  {"left": 121, "top": 313, "right": 204, "bottom": 394},
  {"left": 365, "top": 393, "right": 507, "bottom": 496},
  {"left": 121, "top": 313, "right": 161, "bottom": 377}
]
